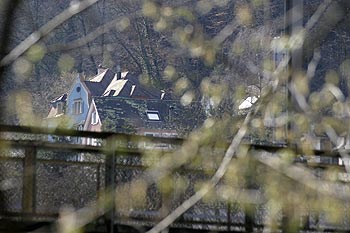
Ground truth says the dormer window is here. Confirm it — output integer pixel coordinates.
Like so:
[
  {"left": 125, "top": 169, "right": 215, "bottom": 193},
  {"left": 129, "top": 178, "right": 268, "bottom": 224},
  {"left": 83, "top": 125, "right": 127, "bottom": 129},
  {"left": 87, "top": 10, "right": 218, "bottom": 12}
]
[
  {"left": 146, "top": 111, "right": 160, "bottom": 121},
  {"left": 73, "top": 99, "right": 83, "bottom": 115},
  {"left": 57, "top": 102, "right": 64, "bottom": 115}
]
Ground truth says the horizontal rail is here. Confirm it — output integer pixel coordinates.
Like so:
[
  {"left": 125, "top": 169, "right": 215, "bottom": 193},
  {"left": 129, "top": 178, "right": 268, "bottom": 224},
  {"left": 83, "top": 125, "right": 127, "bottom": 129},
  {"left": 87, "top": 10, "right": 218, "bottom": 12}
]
[
  {"left": 0, "top": 140, "right": 346, "bottom": 172},
  {"left": 0, "top": 124, "right": 184, "bottom": 145},
  {"left": 0, "top": 139, "right": 162, "bottom": 156},
  {"left": 1, "top": 124, "right": 347, "bottom": 158}
]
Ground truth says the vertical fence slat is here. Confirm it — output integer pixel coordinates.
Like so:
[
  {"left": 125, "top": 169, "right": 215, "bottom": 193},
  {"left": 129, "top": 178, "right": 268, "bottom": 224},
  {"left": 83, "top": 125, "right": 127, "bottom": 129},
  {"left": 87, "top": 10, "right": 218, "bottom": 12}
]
[
  {"left": 97, "top": 163, "right": 101, "bottom": 200},
  {"left": 227, "top": 202, "right": 231, "bottom": 231},
  {"left": 22, "top": 147, "right": 36, "bottom": 213},
  {"left": 105, "top": 151, "right": 116, "bottom": 233}
]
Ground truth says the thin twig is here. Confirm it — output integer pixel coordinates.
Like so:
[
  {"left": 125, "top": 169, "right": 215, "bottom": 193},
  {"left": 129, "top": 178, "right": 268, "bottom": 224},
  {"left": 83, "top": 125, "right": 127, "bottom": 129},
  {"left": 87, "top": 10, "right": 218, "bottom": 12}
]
[
  {"left": 256, "top": 151, "right": 350, "bottom": 201},
  {"left": 47, "top": 10, "right": 141, "bottom": 53},
  {"left": 0, "top": 0, "right": 100, "bottom": 67},
  {"left": 146, "top": 109, "right": 253, "bottom": 233}
]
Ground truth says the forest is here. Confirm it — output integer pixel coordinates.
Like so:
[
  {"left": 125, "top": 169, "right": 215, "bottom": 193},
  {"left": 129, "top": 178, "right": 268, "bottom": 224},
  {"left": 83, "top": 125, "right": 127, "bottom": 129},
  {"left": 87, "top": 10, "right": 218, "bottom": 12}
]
[{"left": 0, "top": 0, "right": 289, "bottom": 125}]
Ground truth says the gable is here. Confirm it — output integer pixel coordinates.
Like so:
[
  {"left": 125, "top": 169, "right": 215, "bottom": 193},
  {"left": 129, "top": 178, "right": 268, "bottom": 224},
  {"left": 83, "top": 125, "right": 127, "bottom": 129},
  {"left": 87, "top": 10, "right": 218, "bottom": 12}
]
[
  {"left": 65, "top": 76, "right": 92, "bottom": 126},
  {"left": 84, "top": 100, "right": 101, "bottom": 131},
  {"left": 67, "top": 76, "right": 90, "bottom": 102}
]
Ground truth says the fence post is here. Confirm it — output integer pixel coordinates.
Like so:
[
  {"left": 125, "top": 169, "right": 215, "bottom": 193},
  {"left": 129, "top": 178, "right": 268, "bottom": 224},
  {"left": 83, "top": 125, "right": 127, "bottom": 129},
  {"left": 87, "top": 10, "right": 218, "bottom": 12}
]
[
  {"left": 244, "top": 204, "right": 255, "bottom": 232},
  {"left": 227, "top": 202, "right": 231, "bottom": 231},
  {"left": 96, "top": 163, "right": 102, "bottom": 202},
  {"left": 22, "top": 147, "right": 37, "bottom": 213},
  {"left": 105, "top": 150, "right": 116, "bottom": 233},
  {"left": 301, "top": 214, "right": 310, "bottom": 230}
]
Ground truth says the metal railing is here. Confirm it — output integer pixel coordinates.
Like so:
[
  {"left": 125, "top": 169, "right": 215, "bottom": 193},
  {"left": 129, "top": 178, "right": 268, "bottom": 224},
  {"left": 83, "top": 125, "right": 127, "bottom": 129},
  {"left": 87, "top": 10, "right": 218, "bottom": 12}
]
[{"left": 0, "top": 124, "right": 349, "bottom": 232}]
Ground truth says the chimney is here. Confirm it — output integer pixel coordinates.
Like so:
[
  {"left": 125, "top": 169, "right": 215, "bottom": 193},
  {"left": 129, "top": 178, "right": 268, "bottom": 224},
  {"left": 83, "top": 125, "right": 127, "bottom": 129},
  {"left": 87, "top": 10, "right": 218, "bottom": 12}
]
[
  {"left": 169, "top": 106, "right": 174, "bottom": 123},
  {"left": 116, "top": 65, "right": 121, "bottom": 80},
  {"left": 77, "top": 73, "right": 84, "bottom": 80},
  {"left": 97, "top": 64, "right": 106, "bottom": 75}
]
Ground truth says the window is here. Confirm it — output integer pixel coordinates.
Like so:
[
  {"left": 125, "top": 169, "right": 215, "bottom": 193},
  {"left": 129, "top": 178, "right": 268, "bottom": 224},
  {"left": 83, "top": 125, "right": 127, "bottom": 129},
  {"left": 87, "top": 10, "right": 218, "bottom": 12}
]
[
  {"left": 57, "top": 102, "right": 64, "bottom": 114},
  {"left": 144, "top": 132, "right": 160, "bottom": 137},
  {"left": 146, "top": 111, "right": 160, "bottom": 121},
  {"left": 87, "top": 137, "right": 99, "bottom": 146},
  {"left": 91, "top": 111, "right": 98, "bottom": 124},
  {"left": 72, "top": 99, "right": 83, "bottom": 115},
  {"left": 161, "top": 132, "right": 178, "bottom": 138}
]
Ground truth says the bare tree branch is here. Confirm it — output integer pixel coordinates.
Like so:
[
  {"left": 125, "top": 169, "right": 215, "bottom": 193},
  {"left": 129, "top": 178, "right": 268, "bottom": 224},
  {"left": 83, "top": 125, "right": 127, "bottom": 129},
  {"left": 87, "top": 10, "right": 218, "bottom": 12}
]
[
  {"left": 256, "top": 151, "right": 350, "bottom": 201},
  {"left": 0, "top": 0, "right": 100, "bottom": 67},
  {"left": 146, "top": 112, "right": 252, "bottom": 233},
  {"left": 47, "top": 9, "right": 140, "bottom": 53}
]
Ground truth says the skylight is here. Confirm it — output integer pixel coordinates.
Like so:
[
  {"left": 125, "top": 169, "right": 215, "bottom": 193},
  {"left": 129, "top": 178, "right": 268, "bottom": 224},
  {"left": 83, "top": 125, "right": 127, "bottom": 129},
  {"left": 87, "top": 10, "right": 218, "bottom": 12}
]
[{"left": 147, "top": 111, "right": 160, "bottom": 121}]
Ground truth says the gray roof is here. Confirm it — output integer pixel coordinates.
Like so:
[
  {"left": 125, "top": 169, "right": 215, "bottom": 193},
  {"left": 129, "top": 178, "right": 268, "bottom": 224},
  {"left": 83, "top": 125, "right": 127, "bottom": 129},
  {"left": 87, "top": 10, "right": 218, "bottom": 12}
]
[
  {"left": 84, "top": 70, "right": 166, "bottom": 99},
  {"left": 84, "top": 69, "right": 115, "bottom": 96},
  {"left": 93, "top": 97, "right": 205, "bottom": 135}
]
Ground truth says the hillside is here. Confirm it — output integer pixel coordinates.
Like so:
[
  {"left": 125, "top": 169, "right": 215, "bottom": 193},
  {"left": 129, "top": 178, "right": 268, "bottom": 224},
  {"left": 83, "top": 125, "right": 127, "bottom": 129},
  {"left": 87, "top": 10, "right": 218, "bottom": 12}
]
[{"left": 0, "top": 0, "right": 349, "bottom": 124}]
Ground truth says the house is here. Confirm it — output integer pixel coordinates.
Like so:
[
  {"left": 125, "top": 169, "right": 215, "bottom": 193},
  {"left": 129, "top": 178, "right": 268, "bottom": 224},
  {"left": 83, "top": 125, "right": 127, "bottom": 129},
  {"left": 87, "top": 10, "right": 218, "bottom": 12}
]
[
  {"left": 45, "top": 67, "right": 170, "bottom": 130},
  {"left": 43, "top": 66, "right": 202, "bottom": 147},
  {"left": 83, "top": 97, "right": 205, "bottom": 145}
]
